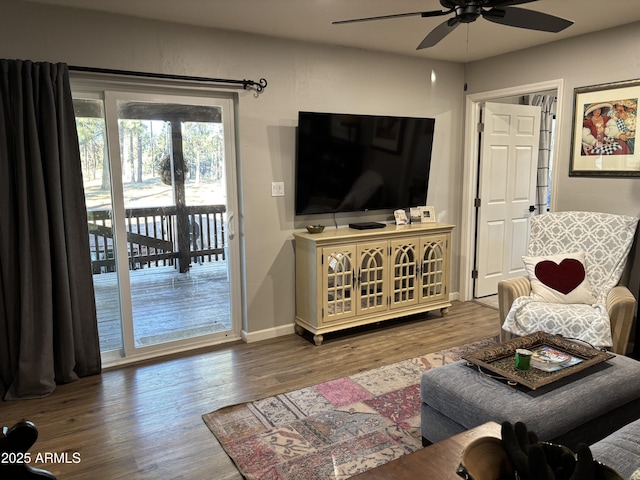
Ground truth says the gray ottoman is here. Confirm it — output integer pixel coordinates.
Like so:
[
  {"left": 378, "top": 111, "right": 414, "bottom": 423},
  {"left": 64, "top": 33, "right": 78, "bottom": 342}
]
[
  {"left": 590, "top": 417, "right": 640, "bottom": 480},
  {"left": 420, "top": 354, "right": 640, "bottom": 450}
]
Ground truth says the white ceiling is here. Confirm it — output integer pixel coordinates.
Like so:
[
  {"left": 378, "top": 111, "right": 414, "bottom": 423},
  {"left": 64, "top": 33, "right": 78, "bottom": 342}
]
[{"left": 22, "top": 0, "right": 640, "bottom": 62}]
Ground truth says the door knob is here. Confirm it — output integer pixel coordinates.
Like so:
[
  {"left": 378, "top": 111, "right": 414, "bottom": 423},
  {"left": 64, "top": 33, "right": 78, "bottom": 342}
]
[{"left": 529, "top": 205, "right": 536, "bottom": 213}]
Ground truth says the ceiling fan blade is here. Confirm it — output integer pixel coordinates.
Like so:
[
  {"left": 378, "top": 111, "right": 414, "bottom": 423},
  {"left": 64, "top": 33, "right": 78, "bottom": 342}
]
[
  {"left": 484, "top": 0, "right": 538, "bottom": 7},
  {"left": 332, "top": 10, "right": 446, "bottom": 25},
  {"left": 417, "top": 18, "right": 461, "bottom": 49},
  {"left": 483, "top": 6, "right": 573, "bottom": 33}
]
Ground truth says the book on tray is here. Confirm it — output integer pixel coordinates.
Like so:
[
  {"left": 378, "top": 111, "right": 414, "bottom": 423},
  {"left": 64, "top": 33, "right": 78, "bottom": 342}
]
[{"left": 531, "top": 346, "right": 584, "bottom": 372}]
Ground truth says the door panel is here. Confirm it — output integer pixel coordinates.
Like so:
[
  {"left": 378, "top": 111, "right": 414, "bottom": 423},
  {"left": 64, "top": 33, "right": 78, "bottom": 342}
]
[
  {"left": 474, "top": 102, "right": 541, "bottom": 298},
  {"left": 510, "top": 218, "right": 530, "bottom": 274},
  {"left": 357, "top": 242, "right": 388, "bottom": 316},
  {"left": 483, "top": 221, "right": 505, "bottom": 280},
  {"left": 390, "top": 238, "right": 419, "bottom": 309},
  {"left": 74, "top": 85, "right": 240, "bottom": 365},
  {"left": 322, "top": 246, "right": 356, "bottom": 323},
  {"left": 419, "top": 235, "right": 448, "bottom": 303}
]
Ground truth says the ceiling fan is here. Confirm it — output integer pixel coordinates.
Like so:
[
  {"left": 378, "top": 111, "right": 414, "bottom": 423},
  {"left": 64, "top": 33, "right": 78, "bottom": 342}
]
[{"left": 333, "top": 0, "right": 573, "bottom": 49}]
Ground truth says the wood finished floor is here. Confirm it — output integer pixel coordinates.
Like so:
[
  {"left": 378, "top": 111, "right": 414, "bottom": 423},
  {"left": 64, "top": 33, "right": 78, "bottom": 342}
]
[{"left": 1, "top": 300, "right": 499, "bottom": 480}]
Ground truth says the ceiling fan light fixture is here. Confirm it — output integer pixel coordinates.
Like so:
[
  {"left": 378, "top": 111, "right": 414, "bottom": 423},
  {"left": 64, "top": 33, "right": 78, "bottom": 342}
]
[{"left": 455, "top": 4, "right": 482, "bottom": 23}]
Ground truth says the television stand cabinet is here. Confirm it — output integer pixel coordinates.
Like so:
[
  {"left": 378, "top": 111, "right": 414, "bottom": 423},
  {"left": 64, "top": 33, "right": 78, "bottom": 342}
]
[{"left": 293, "top": 223, "right": 454, "bottom": 345}]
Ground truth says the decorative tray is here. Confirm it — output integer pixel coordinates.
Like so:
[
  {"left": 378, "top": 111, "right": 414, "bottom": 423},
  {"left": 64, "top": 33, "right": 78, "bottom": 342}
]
[{"left": 462, "top": 331, "right": 614, "bottom": 390}]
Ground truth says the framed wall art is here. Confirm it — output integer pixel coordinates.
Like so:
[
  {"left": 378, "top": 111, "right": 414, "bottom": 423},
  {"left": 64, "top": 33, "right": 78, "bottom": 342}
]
[{"left": 570, "top": 78, "right": 640, "bottom": 177}]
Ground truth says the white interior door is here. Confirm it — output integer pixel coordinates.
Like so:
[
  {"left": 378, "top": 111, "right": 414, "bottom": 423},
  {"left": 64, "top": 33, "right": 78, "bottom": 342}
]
[{"left": 474, "top": 102, "right": 541, "bottom": 298}]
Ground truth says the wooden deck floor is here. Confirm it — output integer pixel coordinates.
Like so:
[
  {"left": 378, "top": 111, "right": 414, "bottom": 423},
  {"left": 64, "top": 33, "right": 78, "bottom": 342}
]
[{"left": 93, "top": 261, "right": 231, "bottom": 351}]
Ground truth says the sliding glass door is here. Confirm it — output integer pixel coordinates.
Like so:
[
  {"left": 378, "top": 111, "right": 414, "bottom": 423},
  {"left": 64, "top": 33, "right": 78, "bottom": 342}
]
[{"left": 73, "top": 82, "right": 241, "bottom": 365}]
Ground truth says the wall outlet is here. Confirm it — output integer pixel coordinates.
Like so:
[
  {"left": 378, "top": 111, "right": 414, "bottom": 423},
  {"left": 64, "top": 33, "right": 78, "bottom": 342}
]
[{"left": 271, "top": 182, "right": 285, "bottom": 197}]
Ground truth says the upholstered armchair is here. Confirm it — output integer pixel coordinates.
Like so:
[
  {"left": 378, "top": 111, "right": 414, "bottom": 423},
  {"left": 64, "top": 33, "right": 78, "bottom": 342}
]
[{"left": 498, "top": 211, "right": 639, "bottom": 354}]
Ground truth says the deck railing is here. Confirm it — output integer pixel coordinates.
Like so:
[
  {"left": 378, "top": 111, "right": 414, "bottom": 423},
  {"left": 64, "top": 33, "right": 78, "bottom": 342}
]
[{"left": 87, "top": 205, "right": 226, "bottom": 274}]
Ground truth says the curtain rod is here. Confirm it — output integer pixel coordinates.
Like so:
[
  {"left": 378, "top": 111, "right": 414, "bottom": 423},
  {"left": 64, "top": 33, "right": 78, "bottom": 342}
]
[{"left": 69, "top": 65, "right": 268, "bottom": 94}]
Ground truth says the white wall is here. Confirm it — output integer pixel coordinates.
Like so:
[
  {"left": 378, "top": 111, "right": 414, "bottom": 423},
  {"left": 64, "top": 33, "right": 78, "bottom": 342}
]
[
  {"left": 0, "top": 0, "right": 465, "bottom": 339},
  {"left": 467, "top": 21, "right": 640, "bottom": 219}
]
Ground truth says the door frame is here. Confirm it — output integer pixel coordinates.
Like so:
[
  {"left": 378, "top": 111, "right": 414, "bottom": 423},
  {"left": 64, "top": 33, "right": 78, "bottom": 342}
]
[{"left": 459, "top": 79, "right": 565, "bottom": 302}]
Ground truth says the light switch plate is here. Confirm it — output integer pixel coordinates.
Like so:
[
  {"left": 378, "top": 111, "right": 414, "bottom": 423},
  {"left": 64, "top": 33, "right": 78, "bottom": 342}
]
[{"left": 271, "top": 182, "right": 285, "bottom": 197}]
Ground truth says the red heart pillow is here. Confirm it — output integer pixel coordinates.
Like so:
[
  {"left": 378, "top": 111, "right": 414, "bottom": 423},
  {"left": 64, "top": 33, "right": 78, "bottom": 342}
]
[
  {"left": 522, "top": 252, "right": 596, "bottom": 304},
  {"left": 535, "top": 258, "right": 585, "bottom": 294}
]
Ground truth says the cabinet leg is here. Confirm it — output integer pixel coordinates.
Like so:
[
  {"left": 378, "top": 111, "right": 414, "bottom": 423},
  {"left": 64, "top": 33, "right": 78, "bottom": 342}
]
[
  {"left": 294, "top": 324, "right": 304, "bottom": 336},
  {"left": 440, "top": 307, "right": 449, "bottom": 316},
  {"left": 313, "top": 334, "right": 324, "bottom": 346}
]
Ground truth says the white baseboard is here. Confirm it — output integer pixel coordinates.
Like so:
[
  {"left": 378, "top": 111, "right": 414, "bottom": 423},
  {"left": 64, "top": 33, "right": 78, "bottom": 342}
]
[
  {"left": 242, "top": 292, "right": 461, "bottom": 344},
  {"left": 242, "top": 323, "right": 295, "bottom": 343}
]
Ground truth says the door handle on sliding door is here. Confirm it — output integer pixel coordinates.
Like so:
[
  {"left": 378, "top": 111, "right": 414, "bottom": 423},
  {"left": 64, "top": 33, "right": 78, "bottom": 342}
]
[{"left": 228, "top": 213, "right": 235, "bottom": 240}]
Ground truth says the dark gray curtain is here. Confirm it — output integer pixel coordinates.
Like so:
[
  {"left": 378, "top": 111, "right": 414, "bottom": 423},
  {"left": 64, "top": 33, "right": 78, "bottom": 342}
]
[{"left": 0, "top": 59, "right": 101, "bottom": 400}]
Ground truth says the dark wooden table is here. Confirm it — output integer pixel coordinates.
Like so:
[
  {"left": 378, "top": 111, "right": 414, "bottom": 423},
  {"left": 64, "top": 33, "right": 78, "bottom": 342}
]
[{"left": 351, "top": 421, "right": 502, "bottom": 479}]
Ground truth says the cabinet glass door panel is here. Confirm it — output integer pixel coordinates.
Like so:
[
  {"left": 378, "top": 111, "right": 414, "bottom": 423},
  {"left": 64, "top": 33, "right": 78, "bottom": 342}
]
[
  {"left": 357, "top": 242, "right": 387, "bottom": 315},
  {"left": 420, "top": 235, "right": 448, "bottom": 302},
  {"left": 390, "top": 238, "right": 419, "bottom": 308},
  {"left": 322, "top": 247, "right": 356, "bottom": 322}
]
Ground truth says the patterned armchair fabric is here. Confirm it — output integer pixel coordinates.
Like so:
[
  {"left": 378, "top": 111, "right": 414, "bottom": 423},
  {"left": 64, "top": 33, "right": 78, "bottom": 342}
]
[{"left": 500, "top": 211, "right": 639, "bottom": 352}]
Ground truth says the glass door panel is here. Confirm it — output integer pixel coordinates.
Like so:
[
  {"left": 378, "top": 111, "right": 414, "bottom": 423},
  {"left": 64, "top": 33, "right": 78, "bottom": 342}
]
[
  {"left": 115, "top": 97, "right": 233, "bottom": 350},
  {"left": 74, "top": 86, "right": 239, "bottom": 364},
  {"left": 75, "top": 97, "right": 124, "bottom": 353}
]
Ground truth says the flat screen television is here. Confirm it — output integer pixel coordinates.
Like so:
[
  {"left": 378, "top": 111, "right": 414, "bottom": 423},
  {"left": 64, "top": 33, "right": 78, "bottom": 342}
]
[{"left": 295, "top": 111, "right": 435, "bottom": 215}]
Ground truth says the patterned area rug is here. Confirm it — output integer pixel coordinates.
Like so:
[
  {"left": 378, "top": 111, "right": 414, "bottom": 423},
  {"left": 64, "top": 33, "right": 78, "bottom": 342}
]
[{"left": 202, "top": 336, "right": 498, "bottom": 480}]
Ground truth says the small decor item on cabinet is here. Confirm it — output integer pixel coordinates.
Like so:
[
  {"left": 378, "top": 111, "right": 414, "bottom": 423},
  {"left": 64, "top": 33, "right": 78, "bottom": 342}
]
[
  {"left": 394, "top": 209, "right": 408, "bottom": 225},
  {"left": 410, "top": 207, "right": 422, "bottom": 224},
  {"left": 418, "top": 206, "right": 436, "bottom": 223},
  {"left": 306, "top": 225, "right": 325, "bottom": 234}
]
